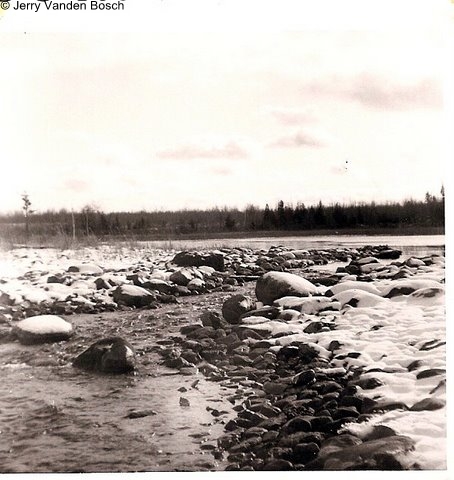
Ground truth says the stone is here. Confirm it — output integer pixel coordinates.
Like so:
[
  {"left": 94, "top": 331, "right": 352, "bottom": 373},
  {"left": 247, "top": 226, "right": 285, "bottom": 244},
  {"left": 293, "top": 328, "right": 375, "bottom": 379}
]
[
  {"left": 375, "top": 249, "right": 402, "bottom": 259},
  {"left": 222, "top": 295, "right": 255, "bottom": 324},
  {"left": 282, "top": 416, "right": 312, "bottom": 434},
  {"left": 278, "top": 309, "right": 301, "bottom": 321},
  {"left": 12, "top": 315, "right": 73, "bottom": 345},
  {"left": 357, "top": 377, "right": 384, "bottom": 390},
  {"left": 263, "top": 459, "right": 294, "bottom": 470},
  {"left": 410, "top": 397, "right": 445, "bottom": 411},
  {"left": 169, "top": 268, "right": 194, "bottom": 286},
  {"left": 187, "top": 278, "right": 206, "bottom": 291},
  {"left": 292, "top": 369, "right": 316, "bottom": 387},
  {"left": 325, "top": 280, "right": 381, "bottom": 297},
  {"left": 112, "top": 285, "right": 155, "bottom": 308},
  {"left": 73, "top": 337, "right": 136, "bottom": 373},
  {"left": 292, "top": 442, "right": 320, "bottom": 464},
  {"left": 263, "top": 381, "right": 288, "bottom": 396},
  {"left": 255, "top": 272, "right": 319, "bottom": 305},
  {"left": 416, "top": 368, "right": 446, "bottom": 379},
  {"left": 68, "top": 263, "right": 103, "bottom": 275},
  {"left": 173, "top": 251, "right": 225, "bottom": 271},
  {"left": 406, "top": 257, "right": 426, "bottom": 267},
  {"left": 306, "top": 435, "right": 415, "bottom": 470},
  {"left": 240, "top": 306, "right": 281, "bottom": 320},
  {"left": 142, "top": 279, "right": 175, "bottom": 294}
]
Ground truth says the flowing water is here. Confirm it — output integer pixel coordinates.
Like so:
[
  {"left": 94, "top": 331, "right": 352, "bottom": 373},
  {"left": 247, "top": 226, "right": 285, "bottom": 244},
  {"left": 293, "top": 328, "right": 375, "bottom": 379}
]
[{"left": 0, "top": 289, "right": 252, "bottom": 473}]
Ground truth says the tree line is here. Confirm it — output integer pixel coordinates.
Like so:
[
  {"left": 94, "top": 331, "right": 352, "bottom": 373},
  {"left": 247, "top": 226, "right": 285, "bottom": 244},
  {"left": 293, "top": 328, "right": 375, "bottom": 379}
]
[{"left": 0, "top": 189, "right": 445, "bottom": 239}]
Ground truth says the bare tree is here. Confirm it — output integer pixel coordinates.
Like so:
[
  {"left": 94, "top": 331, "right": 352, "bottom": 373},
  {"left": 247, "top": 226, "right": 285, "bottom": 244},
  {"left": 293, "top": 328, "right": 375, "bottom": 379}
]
[{"left": 21, "top": 192, "right": 34, "bottom": 237}]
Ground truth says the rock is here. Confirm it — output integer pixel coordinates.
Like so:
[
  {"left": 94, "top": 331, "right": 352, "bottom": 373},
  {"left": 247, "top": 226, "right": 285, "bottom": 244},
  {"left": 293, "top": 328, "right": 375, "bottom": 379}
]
[
  {"left": 12, "top": 315, "right": 73, "bottom": 345},
  {"left": 263, "top": 381, "right": 288, "bottom": 396},
  {"left": 292, "top": 442, "right": 320, "bottom": 464},
  {"left": 332, "top": 289, "right": 386, "bottom": 308},
  {"left": 240, "top": 306, "right": 281, "bottom": 320},
  {"left": 179, "top": 397, "right": 190, "bottom": 407},
  {"left": 325, "top": 280, "right": 381, "bottom": 297},
  {"left": 169, "top": 269, "right": 194, "bottom": 286},
  {"left": 416, "top": 368, "right": 446, "bottom": 379},
  {"left": 410, "top": 397, "right": 445, "bottom": 411},
  {"left": 95, "top": 277, "right": 112, "bottom": 290},
  {"left": 68, "top": 263, "right": 103, "bottom": 275},
  {"left": 112, "top": 285, "right": 155, "bottom": 308},
  {"left": 282, "top": 416, "right": 312, "bottom": 434},
  {"left": 375, "top": 249, "right": 402, "bottom": 260},
  {"left": 173, "top": 251, "right": 225, "bottom": 271},
  {"left": 362, "top": 425, "right": 397, "bottom": 441},
  {"left": 255, "top": 272, "right": 319, "bottom": 305},
  {"left": 200, "top": 311, "right": 226, "bottom": 329},
  {"left": 73, "top": 337, "right": 136, "bottom": 373},
  {"left": 222, "top": 295, "right": 256, "bottom": 324},
  {"left": 357, "top": 377, "right": 384, "bottom": 390},
  {"left": 187, "top": 278, "right": 206, "bottom": 291},
  {"left": 406, "top": 257, "right": 426, "bottom": 267},
  {"left": 382, "top": 279, "right": 442, "bottom": 298},
  {"left": 263, "top": 459, "right": 294, "bottom": 470},
  {"left": 126, "top": 409, "right": 157, "bottom": 419},
  {"left": 142, "top": 279, "right": 175, "bottom": 295},
  {"left": 278, "top": 309, "right": 301, "bottom": 321},
  {"left": 306, "top": 435, "right": 415, "bottom": 470},
  {"left": 293, "top": 369, "right": 316, "bottom": 387}
]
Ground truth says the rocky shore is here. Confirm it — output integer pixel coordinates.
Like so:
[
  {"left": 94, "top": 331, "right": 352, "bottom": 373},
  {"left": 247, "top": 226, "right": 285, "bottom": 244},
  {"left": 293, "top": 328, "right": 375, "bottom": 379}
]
[{"left": 0, "top": 243, "right": 446, "bottom": 471}]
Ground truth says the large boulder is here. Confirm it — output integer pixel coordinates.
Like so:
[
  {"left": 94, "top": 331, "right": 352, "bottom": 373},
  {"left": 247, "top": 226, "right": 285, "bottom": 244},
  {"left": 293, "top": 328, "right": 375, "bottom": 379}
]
[
  {"left": 255, "top": 272, "right": 319, "bottom": 305},
  {"left": 12, "top": 315, "right": 73, "bottom": 345},
  {"left": 112, "top": 285, "right": 155, "bottom": 307},
  {"left": 73, "top": 337, "right": 136, "bottom": 374},
  {"left": 173, "top": 251, "right": 225, "bottom": 271},
  {"left": 222, "top": 294, "right": 256, "bottom": 324}
]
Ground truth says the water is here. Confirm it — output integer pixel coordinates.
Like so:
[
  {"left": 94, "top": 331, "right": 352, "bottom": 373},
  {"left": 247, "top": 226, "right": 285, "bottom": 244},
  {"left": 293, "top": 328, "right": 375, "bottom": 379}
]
[
  {"left": 0, "top": 291, "right": 246, "bottom": 473},
  {"left": 141, "top": 234, "right": 445, "bottom": 258}
]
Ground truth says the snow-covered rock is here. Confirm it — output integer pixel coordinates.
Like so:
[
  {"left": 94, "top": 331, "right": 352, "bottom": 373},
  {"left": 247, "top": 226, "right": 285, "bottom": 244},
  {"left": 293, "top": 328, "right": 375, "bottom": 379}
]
[
  {"left": 12, "top": 315, "right": 73, "bottom": 345},
  {"left": 255, "top": 271, "right": 319, "bottom": 305}
]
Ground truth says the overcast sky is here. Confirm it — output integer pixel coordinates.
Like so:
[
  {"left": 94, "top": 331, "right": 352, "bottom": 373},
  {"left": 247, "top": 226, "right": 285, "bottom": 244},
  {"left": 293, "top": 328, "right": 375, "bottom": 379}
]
[{"left": 0, "top": 1, "right": 451, "bottom": 214}]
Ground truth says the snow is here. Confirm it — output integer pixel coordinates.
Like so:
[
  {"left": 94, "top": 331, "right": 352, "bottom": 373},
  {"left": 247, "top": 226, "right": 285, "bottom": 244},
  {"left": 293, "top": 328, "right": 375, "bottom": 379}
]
[{"left": 16, "top": 315, "right": 73, "bottom": 334}]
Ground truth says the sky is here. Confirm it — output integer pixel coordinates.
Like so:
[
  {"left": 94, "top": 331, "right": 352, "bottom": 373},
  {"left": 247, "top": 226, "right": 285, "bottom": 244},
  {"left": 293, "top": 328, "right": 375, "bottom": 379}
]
[{"left": 0, "top": 0, "right": 452, "bottom": 214}]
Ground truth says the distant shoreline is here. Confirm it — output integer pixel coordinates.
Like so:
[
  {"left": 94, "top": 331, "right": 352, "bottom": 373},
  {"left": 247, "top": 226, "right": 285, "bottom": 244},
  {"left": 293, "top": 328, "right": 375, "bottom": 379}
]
[{"left": 100, "top": 225, "right": 445, "bottom": 242}]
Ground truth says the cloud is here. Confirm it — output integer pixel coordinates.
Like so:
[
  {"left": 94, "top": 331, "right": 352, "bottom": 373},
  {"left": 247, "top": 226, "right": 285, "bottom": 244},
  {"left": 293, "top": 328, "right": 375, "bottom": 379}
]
[
  {"left": 270, "top": 130, "right": 325, "bottom": 148},
  {"left": 350, "top": 75, "right": 442, "bottom": 110},
  {"left": 157, "top": 140, "right": 249, "bottom": 160},
  {"left": 304, "top": 74, "right": 442, "bottom": 110},
  {"left": 269, "top": 108, "right": 316, "bottom": 126},
  {"left": 63, "top": 179, "right": 90, "bottom": 192}
]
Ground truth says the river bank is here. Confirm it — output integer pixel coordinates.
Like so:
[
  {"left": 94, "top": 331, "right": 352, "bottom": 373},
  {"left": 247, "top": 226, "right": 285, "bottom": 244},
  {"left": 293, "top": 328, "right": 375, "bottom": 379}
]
[{"left": 0, "top": 241, "right": 446, "bottom": 471}]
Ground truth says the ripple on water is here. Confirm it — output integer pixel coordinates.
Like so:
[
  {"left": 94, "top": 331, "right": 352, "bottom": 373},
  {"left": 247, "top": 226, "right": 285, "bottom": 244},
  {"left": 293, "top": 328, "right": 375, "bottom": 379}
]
[{"left": 0, "top": 308, "right": 236, "bottom": 472}]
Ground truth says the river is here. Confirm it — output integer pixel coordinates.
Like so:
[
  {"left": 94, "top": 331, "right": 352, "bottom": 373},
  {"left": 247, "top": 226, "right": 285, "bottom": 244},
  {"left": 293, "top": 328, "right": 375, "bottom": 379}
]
[{"left": 0, "top": 235, "right": 445, "bottom": 472}]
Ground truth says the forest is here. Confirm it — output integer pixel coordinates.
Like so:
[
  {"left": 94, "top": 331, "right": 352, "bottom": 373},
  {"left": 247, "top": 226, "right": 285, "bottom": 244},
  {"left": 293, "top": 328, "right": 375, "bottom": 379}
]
[{"left": 0, "top": 189, "right": 445, "bottom": 242}]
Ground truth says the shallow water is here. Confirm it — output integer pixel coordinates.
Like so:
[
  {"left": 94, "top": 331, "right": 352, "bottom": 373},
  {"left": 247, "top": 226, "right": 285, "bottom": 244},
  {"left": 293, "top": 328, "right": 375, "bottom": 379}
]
[{"left": 0, "top": 289, "right": 251, "bottom": 473}]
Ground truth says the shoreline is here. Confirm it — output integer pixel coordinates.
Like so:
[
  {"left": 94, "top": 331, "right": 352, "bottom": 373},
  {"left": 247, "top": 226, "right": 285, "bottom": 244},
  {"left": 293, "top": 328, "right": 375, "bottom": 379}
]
[{"left": 0, "top": 243, "right": 446, "bottom": 471}]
